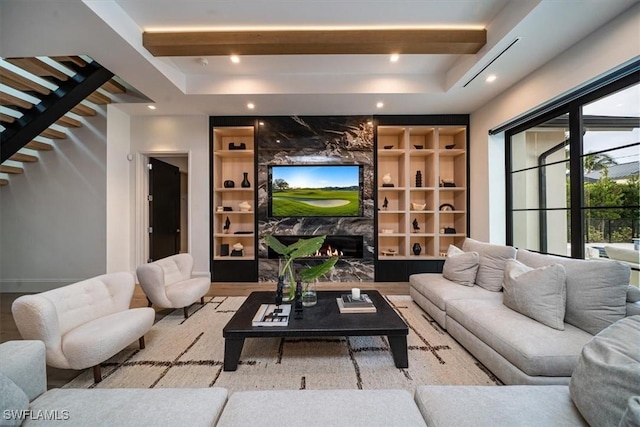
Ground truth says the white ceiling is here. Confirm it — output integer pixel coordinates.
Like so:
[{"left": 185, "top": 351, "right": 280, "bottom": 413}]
[{"left": 1, "top": 0, "right": 637, "bottom": 116}]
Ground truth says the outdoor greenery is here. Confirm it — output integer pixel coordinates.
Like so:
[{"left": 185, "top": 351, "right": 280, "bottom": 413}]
[{"left": 271, "top": 188, "right": 360, "bottom": 216}]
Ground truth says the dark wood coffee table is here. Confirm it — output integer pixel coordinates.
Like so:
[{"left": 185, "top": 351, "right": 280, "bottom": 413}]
[{"left": 222, "top": 290, "right": 408, "bottom": 371}]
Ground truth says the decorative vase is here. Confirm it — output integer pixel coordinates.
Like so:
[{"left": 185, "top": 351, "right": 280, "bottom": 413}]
[
  {"left": 301, "top": 280, "right": 318, "bottom": 307},
  {"left": 415, "top": 170, "right": 422, "bottom": 188},
  {"left": 382, "top": 173, "right": 392, "bottom": 185},
  {"left": 241, "top": 172, "right": 251, "bottom": 188},
  {"left": 412, "top": 242, "right": 422, "bottom": 255},
  {"left": 278, "top": 258, "right": 295, "bottom": 302}
]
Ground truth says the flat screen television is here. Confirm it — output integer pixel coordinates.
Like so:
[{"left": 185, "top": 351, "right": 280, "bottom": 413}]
[{"left": 268, "top": 164, "right": 363, "bottom": 217}]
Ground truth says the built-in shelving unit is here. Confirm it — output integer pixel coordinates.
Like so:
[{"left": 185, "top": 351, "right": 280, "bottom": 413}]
[
  {"left": 211, "top": 124, "right": 257, "bottom": 278},
  {"left": 376, "top": 125, "right": 467, "bottom": 261}
]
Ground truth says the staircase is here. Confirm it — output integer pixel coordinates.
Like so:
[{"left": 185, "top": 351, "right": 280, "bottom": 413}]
[{"left": 0, "top": 56, "right": 125, "bottom": 186}]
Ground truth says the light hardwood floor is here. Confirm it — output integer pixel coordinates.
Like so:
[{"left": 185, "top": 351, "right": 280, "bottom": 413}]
[{"left": 0, "top": 281, "right": 409, "bottom": 388}]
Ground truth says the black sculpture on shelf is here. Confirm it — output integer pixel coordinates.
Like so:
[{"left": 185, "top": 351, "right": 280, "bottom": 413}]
[
  {"left": 294, "top": 281, "right": 304, "bottom": 319},
  {"left": 412, "top": 242, "right": 422, "bottom": 255},
  {"left": 241, "top": 172, "right": 251, "bottom": 188},
  {"left": 223, "top": 216, "right": 231, "bottom": 233},
  {"left": 412, "top": 218, "right": 420, "bottom": 232},
  {"left": 415, "top": 170, "right": 422, "bottom": 188},
  {"left": 382, "top": 196, "right": 389, "bottom": 210}
]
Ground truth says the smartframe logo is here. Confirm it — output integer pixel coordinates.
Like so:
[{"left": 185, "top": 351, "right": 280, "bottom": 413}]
[{"left": 3, "top": 409, "right": 70, "bottom": 422}]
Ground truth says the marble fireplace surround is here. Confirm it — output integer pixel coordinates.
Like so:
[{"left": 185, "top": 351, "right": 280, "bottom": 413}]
[{"left": 257, "top": 115, "right": 375, "bottom": 282}]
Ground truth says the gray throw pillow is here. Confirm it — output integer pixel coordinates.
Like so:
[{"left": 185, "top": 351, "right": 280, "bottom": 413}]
[
  {"left": 462, "top": 238, "right": 516, "bottom": 292},
  {"left": 503, "top": 259, "right": 566, "bottom": 330},
  {"left": 442, "top": 245, "right": 479, "bottom": 287},
  {"left": 570, "top": 316, "right": 640, "bottom": 427},
  {"left": 0, "top": 372, "right": 29, "bottom": 426},
  {"left": 619, "top": 396, "right": 640, "bottom": 427},
  {"left": 628, "top": 286, "right": 640, "bottom": 303},
  {"left": 516, "top": 249, "right": 629, "bottom": 335}
]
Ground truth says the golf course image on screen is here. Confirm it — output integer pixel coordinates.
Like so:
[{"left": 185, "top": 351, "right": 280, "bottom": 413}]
[{"left": 269, "top": 165, "right": 362, "bottom": 217}]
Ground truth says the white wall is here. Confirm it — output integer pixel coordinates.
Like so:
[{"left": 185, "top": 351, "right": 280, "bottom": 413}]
[
  {"left": 126, "top": 115, "right": 210, "bottom": 277},
  {"left": 469, "top": 3, "right": 640, "bottom": 244},
  {"left": 0, "top": 112, "right": 108, "bottom": 292}
]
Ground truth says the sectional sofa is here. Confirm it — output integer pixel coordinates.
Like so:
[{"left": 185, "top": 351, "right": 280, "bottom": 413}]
[
  {"left": 2, "top": 315, "right": 639, "bottom": 426},
  {"left": 410, "top": 238, "right": 640, "bottom": 385}
]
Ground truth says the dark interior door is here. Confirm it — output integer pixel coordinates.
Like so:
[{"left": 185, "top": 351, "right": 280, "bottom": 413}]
[{"left": 149, "top": 158, "right": 180, "bottom": 261}]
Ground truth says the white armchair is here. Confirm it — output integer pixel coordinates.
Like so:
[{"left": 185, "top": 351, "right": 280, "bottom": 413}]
[
  {"left": 136, "top": 253, "right": 210, "bottom": 319},
  {"left": 11, "top": 272, "right": 154, "bottom": 383}
]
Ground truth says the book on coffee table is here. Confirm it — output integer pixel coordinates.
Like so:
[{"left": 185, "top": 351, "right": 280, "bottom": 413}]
[
  {"left": 336, "top": 296, "right": 377, "bottom": 313},
  {"left": 252, "top": 304, "right": 291, "bottom": 326}
]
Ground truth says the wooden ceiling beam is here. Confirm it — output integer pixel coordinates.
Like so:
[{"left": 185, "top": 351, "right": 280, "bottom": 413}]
[{"left": 143, "top": 28, "right": 486, "bottom": 57}]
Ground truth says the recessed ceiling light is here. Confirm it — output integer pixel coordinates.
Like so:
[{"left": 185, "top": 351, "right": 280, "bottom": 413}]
[
  {"left": 376, "top": 102, "right": 384, "bottom": 108},
  {"left": 147, "top": 105, "right": 156, "bottom": 110},
  {"left": 230, "top": 55, "right": 240, "bottom": 64},
  {"left": 486, "top": 74, "right": 497, "bottom": 83},
  {"left": 390, "top": 53, "right": 400, "bottom": 63},
  {"left": 247, "top": 102, "right": 255, "bottom": 110}
]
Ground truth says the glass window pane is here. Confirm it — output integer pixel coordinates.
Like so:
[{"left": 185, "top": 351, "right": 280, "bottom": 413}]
[
  {"left": 512, "top": 209, "right": 570, "bottom": 256},
  {"left": 510, "top": 113, "right": 569, "bottom": 173},
  {"left": 584, "top": 209, "right": 639, "bottom": 246},
  {"left": 511, "top": 161, "right": 570, "bottom": 210}
]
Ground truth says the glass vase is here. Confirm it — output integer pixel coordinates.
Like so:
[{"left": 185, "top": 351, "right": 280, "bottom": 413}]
[
  {"left": 278, "top": 258, "right": 295, "bottom": 302},
  {"left": 301, "top": 280, "right": 318, "bottom": 307}
]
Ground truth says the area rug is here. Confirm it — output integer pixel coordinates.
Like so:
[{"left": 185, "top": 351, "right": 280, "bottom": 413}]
[{"left": 62, "top": 296, "right": 500, "bottom": 393}]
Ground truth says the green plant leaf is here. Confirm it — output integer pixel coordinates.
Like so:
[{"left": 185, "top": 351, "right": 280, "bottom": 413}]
[
  {"left": 264, "top": 234, "right": 291, "bottom": 256},
  {"left": 299, "top": 257, "right": 338, "bottom": 281},
  {"left": 288, "top": 235, "right": 327, "bottom": 259}
]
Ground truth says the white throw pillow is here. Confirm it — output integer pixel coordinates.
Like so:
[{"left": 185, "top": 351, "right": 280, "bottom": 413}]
[
  {"left": 503, "top": 259, "right": 567, "bottom": 330},
  {"left": 462, "top": 238, "right": 516, "bottom": 292},
  {"left": 442, "top": 245, "right": 479, "bottom": 287}
]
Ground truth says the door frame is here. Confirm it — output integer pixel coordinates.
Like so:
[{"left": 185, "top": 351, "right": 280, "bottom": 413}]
[{"left": 135, "top": 150, "right": 191, "bottom": 268}]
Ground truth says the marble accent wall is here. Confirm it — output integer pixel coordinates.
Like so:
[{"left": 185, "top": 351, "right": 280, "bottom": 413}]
[{"left": 257, "top": 116, "right": 374, "bottom": 282}]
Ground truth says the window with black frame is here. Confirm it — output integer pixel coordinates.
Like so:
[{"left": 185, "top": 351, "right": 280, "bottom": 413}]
[{"left": 505, "top": 71, "right": 639, "bottom": 260}]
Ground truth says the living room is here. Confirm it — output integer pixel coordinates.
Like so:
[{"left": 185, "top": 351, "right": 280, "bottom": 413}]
[{"left": 1, "top": 1, "right": 639, "bottom": 426}]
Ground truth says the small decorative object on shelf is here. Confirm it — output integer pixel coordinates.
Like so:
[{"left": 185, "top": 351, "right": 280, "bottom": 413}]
[
  {"left": 442, "top": 227, "right": 456, "bottom": 234},
  {"left": 412, "top": 218, "right": 420, "bottom": 232},
  {"left": 445, "top": 144, "right": 456, "bottom": 150},
  {"left": 382, "top": 173, "right": 393, "bottom": 187},
  {"left": 381, "top": 228, "right": 393, "bottom": 234},
  {"left": 382, "top": 197, "right": 389, "bottom": 210},
  {"left": 224, "top": 180, "right": 235, "bottom": 188},
  {"left": 220, "top": 243, "right": 229, "bottom": 256},
  {"left": 223, "top": 206, "right": 233, "bottom": 211},
  {"left": 231, "top": 242, "right": 244, "bottom": 256},
  {"left": 294, "top": 281, "right": 304, "bottom": 319},
  {"left": 239, "top": 201, "right": 251, "bottom": 212},
  {"left": 411, "top": 202, "right": 426, "bottom": 211},
  {"left": 228, "top": 142, "right": 247, "bottom": 150},
  {"left": 440, "top": 179, "right": 456, "bottom": 187},
  {"left": 412, "top": 242, "right": 422, "bottom": 255},
  {"left": 439, "top": 203, "right": 455, "bottom": 211},
  {"left": 241, "top": 172, "right": 251, "bottom": 188},
  {"left": 223, "top": 216, "right": 231, "bottom": 233},
  {"left": 415, "top": 170, "right": 422, "bottom": 187},
  {"left": 414, "top": 145, "right": 423, "bottom": 149},
  {"left": 383, "top": 145, "right": 394, "bottom": 149}
]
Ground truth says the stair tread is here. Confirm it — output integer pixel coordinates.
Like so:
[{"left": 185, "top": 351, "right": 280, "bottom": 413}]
[
  {"left": 71, "top": 103, "right": 97, "bottom": 117},
  {"left": 6, "top": 58, "right": 69, "bottom": 81},
  {"left": 50, "top": 56, "right": 87, "bottom": 67},
  {"left": 40, "top": 128, "right": 67, "bottom": 140},
  {"left": 0, "top": 165, "right": 24, "bottom": 174},
  {"left": 10, "top": 153, "right": 38, "bottom": 163},
  {"left": 55, "top": 115, "right": 82, "bottom": 128},
  {"left": 0, "top": 179, "right": 9, "bottom": 186},
  {"left": 101, "top": 79, "right": 126, "bottom": 94},
  {"left": 0, "top": 113, "right": 17, "bottom": 123},
  {"left": 87, "top": 91, "right": 111, "bottom": 105},
  {"left": 0, "top": 67, "right": 51, "bottom": 95},
  {"left": 26, "top": 141, "right": 53, "bottom": 151},
  {"left": 0, "top": 92, "right": 33, "bottom": 109}
]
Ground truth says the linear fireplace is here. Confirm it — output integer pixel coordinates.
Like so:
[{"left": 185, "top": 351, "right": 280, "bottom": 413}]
[{"left": 267, "top": 235, "right": 364, "bottom": 259}]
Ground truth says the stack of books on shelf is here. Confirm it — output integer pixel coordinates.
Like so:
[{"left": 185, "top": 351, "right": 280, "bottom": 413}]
[
  {"left": 252, "top": 304, "right": 291, "bottom": 327},
  {"left": 336, "top": 294, "right": 377, "bottom": 313}
]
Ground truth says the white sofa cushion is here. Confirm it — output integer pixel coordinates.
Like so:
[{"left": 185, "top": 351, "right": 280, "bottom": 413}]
[
  {"left": 503, "top": 260, "right": 566, "bottom": 330},
  {"left": 415, "top": 385, "right": 588, "bottom": 427},
  {"left": 28, "top": 388, "right": 228, "bottom": 427},
  {"left": 446, "top": 298, "right": 593, "bottom": 377},
  {"left": 442, "top": 245, "right": 479, "bottom": 286},
  {"left": 570, "top": 315, "right": 640, "bottom": 427},
  {"left": 62, "top": 307, "right": 154, "bottom": 369},
  {"left": 409, "top": 273, "right": 502, "bottom": 312},
  {"left": 462, "top": 238, "right": 516, "bottom": 292},
  {"left": 516, "top": 249, "right": 629, "bottom": 335},
  {"left": 216, "top": 389, "right": 427, "bottom": 427},
  {"left": 165, "top": 277, "right": 211, "bottom": 308}
]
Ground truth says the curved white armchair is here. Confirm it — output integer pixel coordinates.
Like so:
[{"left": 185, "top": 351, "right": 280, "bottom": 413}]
[
  {"left": 11, "top": 272, "right": 154, "bottom": 383},
  {"left": 136, "top": 253, "right": 210, "bottom": 319}
]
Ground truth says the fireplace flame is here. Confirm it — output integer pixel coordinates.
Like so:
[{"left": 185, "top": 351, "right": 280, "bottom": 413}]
[{"left": 312, "top": 245, "right": 343, "bottom": 257}]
